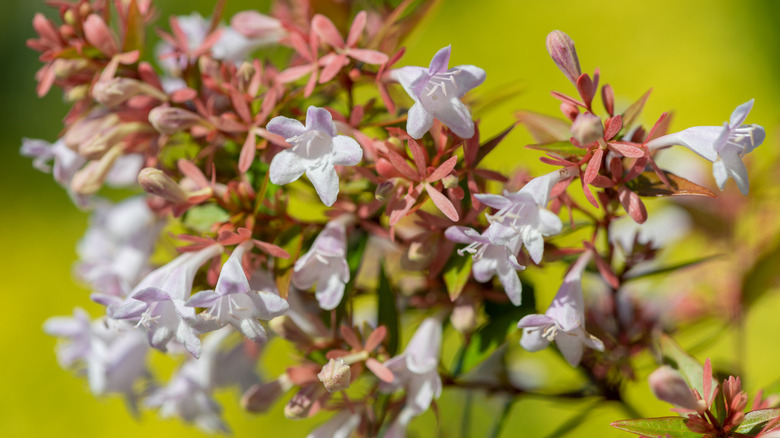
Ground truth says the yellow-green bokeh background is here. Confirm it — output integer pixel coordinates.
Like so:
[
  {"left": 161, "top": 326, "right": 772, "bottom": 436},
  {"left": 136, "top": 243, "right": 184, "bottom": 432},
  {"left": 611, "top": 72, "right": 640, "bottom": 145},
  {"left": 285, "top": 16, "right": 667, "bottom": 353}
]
[{"left": 3, "top": 0, "right": 780, "bottom": 436}]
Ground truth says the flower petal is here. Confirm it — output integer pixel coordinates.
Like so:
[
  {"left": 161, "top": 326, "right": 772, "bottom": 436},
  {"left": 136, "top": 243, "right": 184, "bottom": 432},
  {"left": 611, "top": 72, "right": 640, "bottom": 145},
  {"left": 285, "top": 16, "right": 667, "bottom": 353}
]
[
  {"left": 331, "top": 136, "right": 363, "bottom": 166},
  {"left": 452, "top": 65, "right": 486, "bottom": 98},
  {"left": 729, "top": 99, "right": 754, "bottom": 128},
  {"left": 305, "top": 106, "right": 336, "bottom": 137},
  {"left": 715, "top": 144, "right": 749, "bottom": 194},
  {"left": 555, "top": 330, "right": 585, "bottom": 366},
  {"left": 497, "top": 263, "right": 522, "bottom": 306},
  {"left": 266, "top": 116, "right": 306, "bottom": 139},
  {"left": 428, "top": 45, "right": 451, "bottom": 73},
  {"left": 269, "top": 150, "right": 307, "bottom": 185},
  {"left": 520, "top": 327, "right": 550, "bottom": 352},
  {"left": 315, "top": 273, "right": 346, "bottom": 310},
  {"left": 423, "top": 96, "right": 474, "bottom": 139},
  {"left": 538, "top": 208, "right": 563, "bottom": 236},
  {"left": 306, "top": 165, "right": 340, "bottom": 206},
  {"left": 406, "top": 101, "right": 434, "bottom": 139}
]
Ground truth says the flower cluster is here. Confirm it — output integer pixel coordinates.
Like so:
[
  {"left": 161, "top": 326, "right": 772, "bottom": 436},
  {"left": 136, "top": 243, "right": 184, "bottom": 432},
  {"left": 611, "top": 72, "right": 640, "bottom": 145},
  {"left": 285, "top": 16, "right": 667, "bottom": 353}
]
[{"left": 25, "top": 1, "right": 773, "bottom": 437}]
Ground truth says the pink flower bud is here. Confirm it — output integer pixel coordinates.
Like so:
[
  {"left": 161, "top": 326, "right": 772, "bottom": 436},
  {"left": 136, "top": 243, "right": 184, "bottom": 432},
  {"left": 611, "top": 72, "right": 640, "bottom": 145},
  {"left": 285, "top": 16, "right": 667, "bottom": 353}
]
[
  {"left": 375, "top": 181, "right": 394, "bottom": 201},
  {"left": 148, "top": 106, "right": 206, "bottom": 136},
  {"left": 70, "top": 145, "right": 123, "bottom": 194},
  {"left": 648, "top": 366, "right": 703, "bottom": 411},
  {"left": 571, "top": 112, "right": 604, "bottom": 145},
  {"left": 546, "top": 31, "right": 581, "bottom": 85},
  {"left": 93, "top": 78, "right": 168, "bottom": 107},
  {"left": 137, "top": 168, "right": 190, "bottom": 203},
  {"left": 241, "top": 375, "right": 292, "bottom": 413},
  {"left": 318, "top": 358, "right": 351, "bottom": 393},
  {"left": 284, "top": 384, "right": 325, "bottom": 419}
]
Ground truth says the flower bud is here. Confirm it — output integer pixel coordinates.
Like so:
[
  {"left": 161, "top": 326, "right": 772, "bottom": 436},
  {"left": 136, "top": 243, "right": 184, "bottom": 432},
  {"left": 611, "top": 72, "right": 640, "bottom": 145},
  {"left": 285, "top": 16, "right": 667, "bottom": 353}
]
[
  {"left": 571, "top": 112, "right": 603, "bottom": 145},
  {"left": 237, "top": 62, "right": 255, "bottom": 93},
  {"left": 269, "top": 315, "right": 314, "bottom": 345},
  {"left": 284, "top": 384, "right": 324, "bottom": 419},
  {"left": 241, "top": 375, "right": 292, "bottom": 413},
  {"left": 148, "top": 106, "right": 206, "bottom": 136},
  {"left": 70, "top": 145, "right": 123, "bottom": 194},
  {"left": 374, "top": 181, "right": 394, "bottom": 201},
  {"left": 83, "top": 14, "right": 118, "bottom": 56},
  {"left": 231, "top": 11, "right": 284, "bottom": 39},
  {"left": 648, "top": 366, "right": 703, "bottom": 411},
  {"left": 318, "top": 358, "right": 351, "bottom": 393},
  {"left": 546, "top": 30, "right": 581, "bottom": 85},
  {"left": 65, "top": 85, "right": 90, "bottom": 102},
  {"left": 442, "top": 174, "right": 459, "bottom": 190},
  {"left": 138, "top": 168, "right": 190, "bottom": 203},
  {"left": 93, "top": 77, "right": 167, "bottom": 107},
  {"left": 52, "top": 58, "right": 88, "bottom": 79},
  {"left": 450, "top": 300, "right": 477, "bottom": 334}
]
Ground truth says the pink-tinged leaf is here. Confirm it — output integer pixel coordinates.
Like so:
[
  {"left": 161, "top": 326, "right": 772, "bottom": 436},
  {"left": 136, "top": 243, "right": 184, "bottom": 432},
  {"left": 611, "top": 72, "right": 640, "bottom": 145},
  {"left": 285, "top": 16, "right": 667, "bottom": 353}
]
[
  {"left": 319, "top": 53, "right": 349, "bottom": 83},
  {"left": 645, "top": 112, "right": 672, "bottom": 143},
  {"left": 608, "top": 141, "right": 644, "bottom": 158},
  {"left": 734, "top": 409, "right": 780, "bottom": 434},
  {"left": 348, "top": 48, "right": 389, "bottom": 64},
  {"left": 464, "top": 125, "right": 480, "bottom": 165},
  {"left": 385, "top": 148, "right": 419, "bottom": 181},
  {"left": 287, "top": 365, "right": 319, "bottom": 385},
  {"left": 288, "top": 32, "right": 312, "bottom": 59},
  {"left": 428, "top": 156, "right": 458, "bottom": 182},
  {"left": 516, "top": 111, "right": 571, "bottom": 143},
  {"left": 239, "top": 131, "right": 256, "bottom": 173},
  {"left": 424, "top": 184, "right": 459, "bottom": 221},
  {"left": 388, "top": 185, "right": 422, "bottom": 226},
  {"left": 340, "top": 325, "right": 363, "bottom": 350},
  {"left": 346, "top": 11, "right": 367, "bottom": 47},
  {"left": 584, "top": 241, "right": 619, "bottom": 289},
  {"left": 627, "top": 170, "right": 716, "bottom": 198},
  {"left": 170, "top": 87, "right": 197, "bottom": 103},
  {"left": 604, "top": 115, "right": 622, "bottom": 140},
  {"left": 624, "top": 156, "right": 647, "bottom": 182},
  {"left": 304, "top": 69, "right": 318, "bottom": 97},
  {"left": 590, "top": 175, "right": 614, "bottom": 188},
  {"left": 364, "top": 326, "right": 387, "bottom": 352},
  {"left": 32, "top": 13, "right": 61, "bottom": 45},
  {"left": 325, "top": 349, "right": 351, "bottom": 359},
  {"left": 575, "top": 73, "right": 595, "bottom": 109},
  {"left": 277, "top": 64, "right": 312, "bottom": 83},
  {"left": 581, "top": 178, "right": 599, "bottom": 208},
  {"left": 350, "top": 105, "right": 364, "bottom": 127},
  {"left": 84, "top": 14, "right": 118, "bottom": 56},
  {"left": 312, "top": 14, "right": 345, "bottom": 49},
  {"left": 551, "top": 91, "right": 586, "bottom": 108},
  {"left": 601, "top": 84, "right": 614, "bottom": 116},
  {"left": 609, "top": 157, "right": 624, "bottom": 182},
  {"left": 526, "top": 141, "right": 588, "bottom": 158},
  {"left": 254, "top": 240, "right": 291, "bottom": 259},
  {"left": 618, "top": 186, "right": 647, "bottom": 224},
  {"left": 230, "top": 89, "right": 253, "bottom": 124},
  {"left": 178, "top": 159, "right": 210, "bottom": 188},
  {"left": 365, "top": 358, "right": 394, "bottom": 383},
  {"left": 36, "top": 65, "right": 55, "bottom": 97},
  {"left": 622, "top": 88, "right": 652, "bottom": 129},
  {"left": 584, "top": 148, "right": 604, "bottom": 185},
  {"left": 475, "top": 123, "right": 516, "bottom": 165},
  {"left": 472, "top": 168, "right": 508, "bottom": 182},
  {"left": 376, "top": 158, "right": 402, "bottom": 179},
  {"left": 407, "top": 139, "right": 428, "bottom": 179}
]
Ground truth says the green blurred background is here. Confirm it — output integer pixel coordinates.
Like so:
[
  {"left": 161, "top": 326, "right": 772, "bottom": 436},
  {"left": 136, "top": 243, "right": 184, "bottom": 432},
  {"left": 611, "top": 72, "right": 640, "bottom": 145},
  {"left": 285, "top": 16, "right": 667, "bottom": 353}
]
[{"left": 3, "top": 0, "right": 780, "bottom": 436}]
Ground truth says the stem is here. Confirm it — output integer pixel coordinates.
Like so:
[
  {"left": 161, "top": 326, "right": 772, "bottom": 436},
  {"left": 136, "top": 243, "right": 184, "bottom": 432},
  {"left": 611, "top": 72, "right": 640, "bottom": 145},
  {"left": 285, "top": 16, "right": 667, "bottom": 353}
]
[
  {"left": 461, "top": 392, "right": 473, "bottom": 438},
  {"left": 487, "top": 398, "right": 514, "bottom": 438}
]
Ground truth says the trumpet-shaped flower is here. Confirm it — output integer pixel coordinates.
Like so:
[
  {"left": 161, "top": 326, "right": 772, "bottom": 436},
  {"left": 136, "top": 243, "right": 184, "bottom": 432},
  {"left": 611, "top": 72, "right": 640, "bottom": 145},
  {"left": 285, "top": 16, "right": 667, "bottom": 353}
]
[
  {"left": 187, "top": 243, "right": 289, "bottom": 343},
  {"left": 266, "top": 106, "right": 363, "bottom": 206},
  {"left": 517, "top": 253, "right": 605, "bottom": 366},
  {"left": 390, "top": 45, "right": 485, "bottom": 139},
  {"left": 445, "top": 226, "right": 525, "bottom": 305},
  {"left": 292, "top": 218, "right": 350, "bottom": 310},
  {"left": 109, "top": 244, "right": 223, "bottom": 358},
  {"left": 307, "top": 410, "right": 361, "bottom": 438},
  {"left": 475, "top": 168, "right": 573, "bottom": 264},
  {"left": 380, "top": 318, "right": 443, "bottom": 437},
  {"left": 646, "top": 99, "right": 765, "bottom": 195}
]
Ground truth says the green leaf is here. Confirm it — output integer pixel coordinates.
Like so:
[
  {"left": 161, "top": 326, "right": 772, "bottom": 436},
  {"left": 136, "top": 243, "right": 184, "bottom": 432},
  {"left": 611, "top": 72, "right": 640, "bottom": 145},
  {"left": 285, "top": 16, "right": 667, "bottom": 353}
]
[
  {"left": 624, "top": 255, "right": 722, "bottom": 281},
  {"left": 659, "top": 335, "right": 718, "bottom": 415},
  {"left": 734, "top": 408, "right": 780, "bottom": 434},
  {"left": 621, "top": 89, "right": 652, "bottom": 130},
  {"left": 183, "top": 204, "right": 229, "bottom": 233},
  {"left": 610, "top": 417, "right": 700, "bottom": 438},
  {"left": 516, "top": 110, "right": 572, "bottom": 143},
  {"left": 443, "top": 255, "right": 472, "bottom": 301},
  {"left": 121, "top": 0, "right": 145, "bottom": 54},
  {"left": 627, "top": 170, "right": 716, "bottom": 198},
  {"left": 377, "top": 265, "right": 399, "bottom": 356},
  {"left": 526, "top": 141, "right": 587, "bottom": 158},
  {"left": 742, "top": 240, "right": 780, "bottom": 308}
]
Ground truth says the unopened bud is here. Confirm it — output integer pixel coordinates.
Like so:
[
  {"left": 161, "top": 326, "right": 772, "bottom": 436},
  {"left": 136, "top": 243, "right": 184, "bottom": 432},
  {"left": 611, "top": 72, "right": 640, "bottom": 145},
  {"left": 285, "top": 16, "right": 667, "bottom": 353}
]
[
  {"left": 450, "top": 300, "right": 477, "bottom": 334},
  {"left": 648, "top": 366, "right": 703, "bottom": 411},
  {"left": 375, "top": 181, "right": 394, "bottom": 201},
  {"left": 318, "top": 358, "right": 351, "bottom": 393},
  {"left": 241, "top": 375, "right": 292, "bottom": 413},
  {"left": 52, "top": 58, "right": 89, "bottom": 79},
  {"left": 442, "top": 174, "right": 459, "bottom": 190},
  {"left": 546, "top": 30, "right": 581, "bottom": 85},
  {"left": 284, "top": 384, "right": 324, "bottom": 419},
  {"left": 93, "top": 77, "right": 167, "bottom": 107},
  {"left": 570, "top": 112, "right": 603, "bottom": 145},
  {"left": 65, "top": 85, "right": 90, "bottom": 102},
  {"left": 149, "top": 106, "right": 206, "bottom": 135},
  {"left": 79, "top": 122, "right": 147, "bottom": 160},
  {"left": 237, "top": 62, "right": 255, "bottom": 92},
  {"left": 269, "top": 315, "right": 314, "bottom": 345},
  {"left": 138, "top": 168, "right": 190, "bottom": 203},
  {"left": 70, "top": 145, "right": 123, "bottom": 195}
]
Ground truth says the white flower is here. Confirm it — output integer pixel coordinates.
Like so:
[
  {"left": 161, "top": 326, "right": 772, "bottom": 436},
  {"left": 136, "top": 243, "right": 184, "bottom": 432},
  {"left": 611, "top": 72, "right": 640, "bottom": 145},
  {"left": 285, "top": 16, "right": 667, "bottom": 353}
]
[
  {"left": 292, "top": 219, "right": 350, "bottom": 310},
  {"left": 517, "top": 253, "right": 604, "bottom": 367},
  {"left": 187, "top": 243, "right": 289, "bottom": 342},
  {"left": 390, "top": 45, "right": 485, "bottom": 139},
  {"left": 266, "top": 106, "right": 363, "bottom": 206},
  {"left": 647, "top": 99, "right": 765, "bottom": 195},
  {"left": 380, "top": 318, "right": 443, "bottom": 437},
  {"left": 307, "top": 410, "right": 361, "bottom": 438}
]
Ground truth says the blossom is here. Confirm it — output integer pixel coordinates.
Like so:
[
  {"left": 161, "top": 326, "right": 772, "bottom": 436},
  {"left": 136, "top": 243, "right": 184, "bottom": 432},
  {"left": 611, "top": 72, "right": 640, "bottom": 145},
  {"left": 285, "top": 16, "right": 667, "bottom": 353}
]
[
  {"left": 380, "top": 318, "right": 443, "bottom": 437},
  {"left": 390, "top": 45, "right": 485, "bottom": 139},
  {"left": 186, "top": 243, "right": 289, "bottom": 342},
  {"left": 76, "top": 197, "right": 163, "bottom": 297},
  {"left": 517, "top": 253, "right": 604, "bottom": 366},
  {"left": 266, "top": 106, "right": 363, "bottom": 206},
  {"left": 475, "top": 168, "right": 573, "bottom": 264},
  {"left": 44, "top": 308, "right": 150, "bottom": 409},
  {"left": 646, "top": 99, "right": 765, "bottom": 195},
  {"left": 292, "top": 218, "right": 350, "bottom": 310},
  {"left": 307, "top": 410, "right": 361, "bottom": 438},
  {"left": 109, "top": 244, "right": 223, "bottom": 357},
  {"left": 445, "top": 226, "right": 525, "bottom": 305}
]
